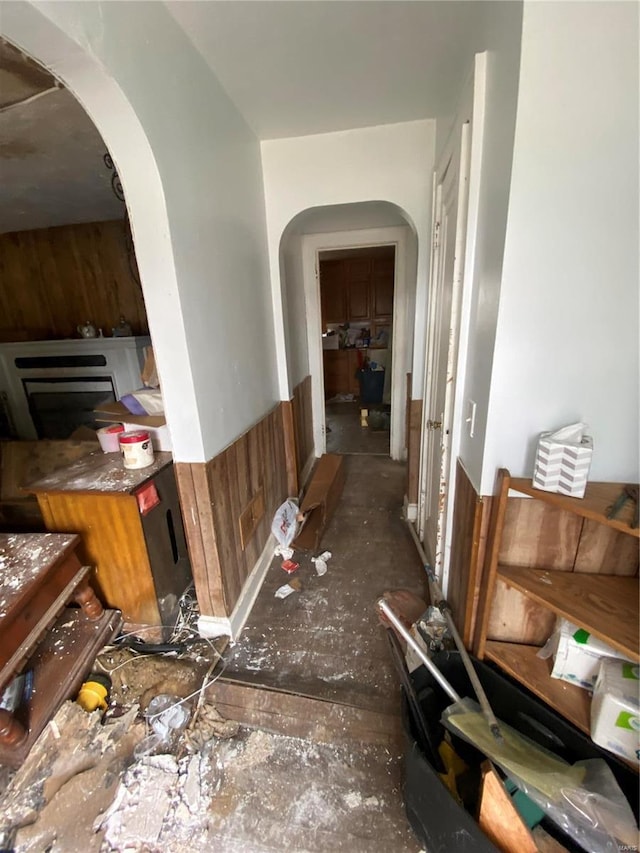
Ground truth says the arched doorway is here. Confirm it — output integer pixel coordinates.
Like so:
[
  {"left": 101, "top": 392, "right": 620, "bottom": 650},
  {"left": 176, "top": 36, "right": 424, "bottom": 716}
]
[{"left": 279, "top": 203, "right": 419, "bottom": 467}]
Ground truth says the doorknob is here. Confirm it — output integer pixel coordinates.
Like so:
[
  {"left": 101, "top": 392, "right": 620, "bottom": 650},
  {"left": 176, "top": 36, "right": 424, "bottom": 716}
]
[{"left": 427, "top": 419, "right": 442, "bottom": 430}]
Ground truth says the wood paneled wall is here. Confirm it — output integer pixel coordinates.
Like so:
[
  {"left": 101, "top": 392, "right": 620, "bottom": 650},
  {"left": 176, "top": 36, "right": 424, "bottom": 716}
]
[
  {"left": 406, "top": 374, "right": 422, "bottom": 504},
  {"left": 0, "top": 220, "right": 148, "bottom": 341},
  {"left": 175, "top": 404, "right": 288, "bottom": 618},
  {"left": 292, "top": 375, "right": 314, "bottom": 486},
  {"left": 447, "top": 460, "right": 492, "bottom": 646}
]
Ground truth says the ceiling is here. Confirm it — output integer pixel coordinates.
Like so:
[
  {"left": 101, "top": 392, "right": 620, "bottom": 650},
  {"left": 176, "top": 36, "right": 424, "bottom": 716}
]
[
  {"left": 0, "top": 2, "right": 492, "bottom": 234},
  {"left": 166, "top": 1, "right": 488, "bottom": 139}
]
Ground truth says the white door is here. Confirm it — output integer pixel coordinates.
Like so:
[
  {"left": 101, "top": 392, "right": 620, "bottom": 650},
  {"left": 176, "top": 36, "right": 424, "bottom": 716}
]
[{"left": 418, "top": 121, "right": 472, "bottom": 568}]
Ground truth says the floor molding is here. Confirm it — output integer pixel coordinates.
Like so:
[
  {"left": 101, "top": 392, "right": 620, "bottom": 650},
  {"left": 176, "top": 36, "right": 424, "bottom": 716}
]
[{"left": 198, "top": 533, "right": 277, "bottom": 641}]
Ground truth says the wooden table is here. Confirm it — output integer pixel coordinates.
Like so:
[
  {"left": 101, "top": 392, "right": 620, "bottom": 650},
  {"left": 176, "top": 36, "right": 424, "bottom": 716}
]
[
  {"left": 0, "top": 533, "right": 122, "bottom": 766},
  {"left": 27, "top": 451, "right": 192, "bottom": 626}
]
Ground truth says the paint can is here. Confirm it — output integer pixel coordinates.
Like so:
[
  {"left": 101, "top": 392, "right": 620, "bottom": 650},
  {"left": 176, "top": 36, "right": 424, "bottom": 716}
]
[
  {"left": 97, "top": 423, "right": 125, "bottom": 453},
  {"left": 119, "top": 430, "right": 154, "bottom": 469}
]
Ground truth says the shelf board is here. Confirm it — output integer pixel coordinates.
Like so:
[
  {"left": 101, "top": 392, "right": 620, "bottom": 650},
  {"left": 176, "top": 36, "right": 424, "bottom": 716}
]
[
  {"left": 484, "top": 641, "right": 591, "bottom": 735},
  {"left": 509, "top": 477, "right": 639, "bottom": 538},
  {"left": 497, "top": 566, "right": 639, "bottom": 661}
]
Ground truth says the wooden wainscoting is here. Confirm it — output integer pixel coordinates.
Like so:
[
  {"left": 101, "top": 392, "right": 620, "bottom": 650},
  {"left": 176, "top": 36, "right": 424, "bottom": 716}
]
[
  {"left": 406, "top": 382, "right": 423, "bottom": 505},
  {"left": 447, "top": 460, "right": 492, "bottom": 646},
  {"left": 175, "top": 404, "right": 288, "bottom": 618},
  {"left": 292, "top": 375, "right": 314, "bottom": 486},
  {"left": 0, "top": 220, "right": 148, "bottom": 341}
]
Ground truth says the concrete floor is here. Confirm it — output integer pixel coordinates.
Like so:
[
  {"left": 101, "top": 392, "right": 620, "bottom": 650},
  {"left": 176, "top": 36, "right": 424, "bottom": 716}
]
[{"left": 325, "top": 402, "right": 390, "bottom": 455}]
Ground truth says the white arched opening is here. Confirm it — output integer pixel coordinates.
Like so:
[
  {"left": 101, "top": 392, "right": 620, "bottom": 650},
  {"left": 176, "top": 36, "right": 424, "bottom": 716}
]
[
  {"left": 1, "top": 1, "right": 203, "bottom": 460},
  {"left": 279, "top": 202, "right": 419, "bottom": 464}
]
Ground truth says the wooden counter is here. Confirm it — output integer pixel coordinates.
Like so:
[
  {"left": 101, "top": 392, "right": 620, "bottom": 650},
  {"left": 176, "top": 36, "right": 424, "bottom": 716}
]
[{"left": 27, "top": 451, "right": 192, "bottom": 626}]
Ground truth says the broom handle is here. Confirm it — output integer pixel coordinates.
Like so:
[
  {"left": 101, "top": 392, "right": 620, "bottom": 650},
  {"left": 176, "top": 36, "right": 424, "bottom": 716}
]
[
  {"left": 377, "top": 598, "right": 461, "bottom": 704},
  {"left": 406, "top": 521, "right": 503, "bottom": 742}
]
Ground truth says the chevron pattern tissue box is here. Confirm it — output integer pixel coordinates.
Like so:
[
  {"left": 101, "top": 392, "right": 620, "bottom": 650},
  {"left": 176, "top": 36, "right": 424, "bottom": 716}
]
[{"left": 533, "top": 432, "right": 593, "bottom": 498}]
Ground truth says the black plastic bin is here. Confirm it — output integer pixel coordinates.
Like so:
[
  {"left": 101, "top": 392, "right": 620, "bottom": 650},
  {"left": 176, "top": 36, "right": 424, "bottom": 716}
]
[
  {"left": 400, "top": 649, "right": 639, "bottom": 853},
  {"left": 358, "top": 368, "right": 384, "bottom": 404}
]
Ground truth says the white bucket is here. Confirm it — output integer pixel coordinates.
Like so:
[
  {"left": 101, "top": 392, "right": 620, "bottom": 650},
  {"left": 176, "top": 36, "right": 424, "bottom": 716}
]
[
  {"left": 97, "top": 423, "right": 125, "bottom": 453},
  {"left": 119, "top": 430, "right": 155, "bottom": 469}
]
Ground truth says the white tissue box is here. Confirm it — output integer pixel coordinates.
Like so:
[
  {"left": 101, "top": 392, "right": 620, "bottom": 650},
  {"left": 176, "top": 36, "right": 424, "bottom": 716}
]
[
  {"left": 532, "top": 427, "right": 593, "bottom": 498},
  {"left": 591, "top": 659, "right": 640, "bottom": 765}
]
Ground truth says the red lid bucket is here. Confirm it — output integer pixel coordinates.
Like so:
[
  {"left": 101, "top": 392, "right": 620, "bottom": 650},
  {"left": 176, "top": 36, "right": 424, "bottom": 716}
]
[{"left": 119, "top": 430, "right": 154, "bottom": 469}]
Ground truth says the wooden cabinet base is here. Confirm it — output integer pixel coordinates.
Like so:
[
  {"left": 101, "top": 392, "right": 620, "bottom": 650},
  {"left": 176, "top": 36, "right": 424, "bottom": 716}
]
[{"left": 0, "top": 607, "right": 122, "bottom": 768}]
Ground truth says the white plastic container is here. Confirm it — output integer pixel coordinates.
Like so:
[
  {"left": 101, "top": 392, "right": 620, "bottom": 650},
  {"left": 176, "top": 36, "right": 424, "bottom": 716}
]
[
  {"left": 119, "top": 429, "right": 154, "bottom": 469},
  {"left": 591, "top": 658, "right": 640, "bottom": 765},
  {"left": 97, "top": 423, "right": 125, "bottom": 453}
]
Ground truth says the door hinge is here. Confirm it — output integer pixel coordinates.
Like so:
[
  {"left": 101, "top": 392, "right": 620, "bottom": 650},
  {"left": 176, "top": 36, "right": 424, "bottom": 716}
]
[{"left": 427, "top": 419, "right": 442, "bottom": 430}]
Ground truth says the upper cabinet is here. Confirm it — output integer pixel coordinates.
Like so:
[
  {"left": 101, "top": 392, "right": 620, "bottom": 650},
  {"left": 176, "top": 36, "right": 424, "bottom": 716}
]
[
  {"left": 320, "top": 261, "right": 346, "bottom": 326},
  {"left": 320, "top": 250, "right": 394, "bottom": 328},
  {"left": 371, "top": 258, "right": 395, "bottom": 319}
]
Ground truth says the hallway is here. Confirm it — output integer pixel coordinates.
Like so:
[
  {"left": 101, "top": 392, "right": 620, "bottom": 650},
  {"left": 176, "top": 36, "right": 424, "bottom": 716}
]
[{"left": 223, "top": 455, "right": 426, "bottom": 713}]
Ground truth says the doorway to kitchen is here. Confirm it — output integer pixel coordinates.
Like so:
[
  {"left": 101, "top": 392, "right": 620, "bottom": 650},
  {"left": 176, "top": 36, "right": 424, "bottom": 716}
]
[{"left": 320, "top": 245, "right": 394, "bottom": 455}]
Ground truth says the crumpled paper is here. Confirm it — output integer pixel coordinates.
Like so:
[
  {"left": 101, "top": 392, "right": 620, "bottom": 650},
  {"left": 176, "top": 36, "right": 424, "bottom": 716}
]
[{"left": 311, "top": 550, "right": 332, "bottom": 577}]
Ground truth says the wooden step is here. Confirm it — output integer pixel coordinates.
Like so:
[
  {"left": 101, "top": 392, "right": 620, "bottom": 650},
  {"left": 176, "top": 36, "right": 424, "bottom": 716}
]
[{"left": 206, "top": 674, "right": 402, "bottom": 749}]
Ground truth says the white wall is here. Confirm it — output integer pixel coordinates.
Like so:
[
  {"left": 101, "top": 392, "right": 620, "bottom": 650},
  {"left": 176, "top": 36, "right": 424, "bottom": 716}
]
[
  {"left": 436, "top": 2, "right": 523, "bottom": 493},
  {"left": 3, "top": 1, "right": 278, "bottom": 463},
  {"left": 261, "top": 120, "right": 435, "bottom": 399},
  {"left": 279, "top": 235, "right": 309, "bottom": 389},
  {"left": 482, "top": 1, "right": 639, "bottom": 490}
]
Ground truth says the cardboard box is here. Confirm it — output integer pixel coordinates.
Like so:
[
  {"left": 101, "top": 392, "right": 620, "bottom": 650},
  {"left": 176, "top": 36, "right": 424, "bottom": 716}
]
[
  {"left": 93, "top": 401, "right": 172, "bottom": 452},
  {"left": 591, "top": 658, "right": 640, "bottom": 765},
  {"left": 292, "top": 453, "right": 345, "bottom": 551},
  {"left": 532, "top": 427, "right": 593, "bottom": 498},
  {"left": 548, "top": 619, "right": 632, "bottom": 690}
]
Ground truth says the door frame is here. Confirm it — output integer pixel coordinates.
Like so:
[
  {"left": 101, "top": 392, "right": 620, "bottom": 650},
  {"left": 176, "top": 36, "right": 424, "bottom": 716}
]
[
  {"left": 302, "top": 226, "right": 413, "bottom": 461},
  {"left": 417, "top": 121, "right": 472, "bottom": 563},
  {"left": 416, "top": 52, "right": 488, "bottom": 590}
]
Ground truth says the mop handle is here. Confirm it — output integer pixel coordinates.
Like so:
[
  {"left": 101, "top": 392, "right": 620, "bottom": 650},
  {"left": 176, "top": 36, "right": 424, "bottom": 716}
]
[
  {"left": 377, "top": 598, "right": 461, "bottom": 704},
  {"left": 406, "top": 521, "right": 503, "bottom": 742}
]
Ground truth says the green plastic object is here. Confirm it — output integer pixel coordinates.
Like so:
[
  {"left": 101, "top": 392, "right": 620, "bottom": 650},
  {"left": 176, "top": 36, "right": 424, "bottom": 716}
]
[{"left": 504, "top": 778, "right": 545, "bottom": 828}]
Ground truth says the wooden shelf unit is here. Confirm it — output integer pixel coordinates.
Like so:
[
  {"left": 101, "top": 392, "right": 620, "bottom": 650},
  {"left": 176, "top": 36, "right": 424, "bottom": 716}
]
[{"left": 475, "top": 469, "right": 639, "bottom": 742}]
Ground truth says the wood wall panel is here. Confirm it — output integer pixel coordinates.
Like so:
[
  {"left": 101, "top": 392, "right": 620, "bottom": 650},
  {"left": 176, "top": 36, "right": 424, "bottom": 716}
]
[
  {"left": 176, "top": 404, "right": 288, "bottom": 618},
  {"left": 487, "top": 578, "right": 556, "bottom": 645},
  {"left": 406, "top": 392, "right": 422, "bottom": 505},
  {"left": 448, "top": 460, "right": 492, "bottom": 646},
  {"left": 499, "top": 499, "right": 582, "bottom": 571},
  {"left": 0, "top": 220, "right": 148, "bottom": 341},
  {"left": 292, "top": 375, "right": 314, "bottom": 485}
]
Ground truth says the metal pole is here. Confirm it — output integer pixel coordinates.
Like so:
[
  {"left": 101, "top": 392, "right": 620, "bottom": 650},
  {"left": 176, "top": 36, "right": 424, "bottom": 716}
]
[
  {"left": 405, "top": 520, "right": 503, "bottom": 742},
  {"left": 377, "top": 598, "right": 461, "bottom": 704}
]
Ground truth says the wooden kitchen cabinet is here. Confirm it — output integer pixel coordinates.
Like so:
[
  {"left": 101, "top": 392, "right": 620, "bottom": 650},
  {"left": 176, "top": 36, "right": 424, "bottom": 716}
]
[
  {"left": 320, "top": 253, "right": 394, "bottom": 328},
  {"left": 320, "top": 261, "right": 346, "bottom": 326},
  {"left": 474, "top": 468, "right": 639, "bottom": 737},
  {"left": 27, "top": 451, "right": 192, "bottom": 626},
  {"left": 323, "top": 349, "right": 366, "bottom": 398},
  {"left": 371, "top": 258, "right": 395, "bottom": 318}
]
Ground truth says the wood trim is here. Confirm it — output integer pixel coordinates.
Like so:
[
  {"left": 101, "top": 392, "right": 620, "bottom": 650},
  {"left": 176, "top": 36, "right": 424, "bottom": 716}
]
[
  {"left": 175, "top": 461, "right": 226, "bottom": 617},
  {"left": 406, "top": 397, "right": 423, "bottom": 504},
  {"left": 280, "top": 400, "right": 298, "bottom": 497},
  {"left": 448, "top": 459, "right": 492, "bottom": 647},
  {"left": 292, "top": 375, "right": 313, "bottom": 485},
  {"left": 473, "top": 468, "right": 510, "bottom": 657}
]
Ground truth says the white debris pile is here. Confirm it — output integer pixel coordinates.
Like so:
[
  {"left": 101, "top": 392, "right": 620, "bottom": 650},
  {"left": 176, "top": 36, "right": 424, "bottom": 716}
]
[{"left": 98, "top": 750, "right": 219, "bottom": 851}]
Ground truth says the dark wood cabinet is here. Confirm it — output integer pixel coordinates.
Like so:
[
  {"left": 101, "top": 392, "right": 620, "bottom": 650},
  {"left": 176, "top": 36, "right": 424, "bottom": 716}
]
[
  {"left": 347, "top": 279, "right": 370, "bottom": 320},
  {"left": 320, "top": 251, "right": 394, "bottom": 328},
  {"left": 372, "top": 260, "right": 395, "bottom": 318}
]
